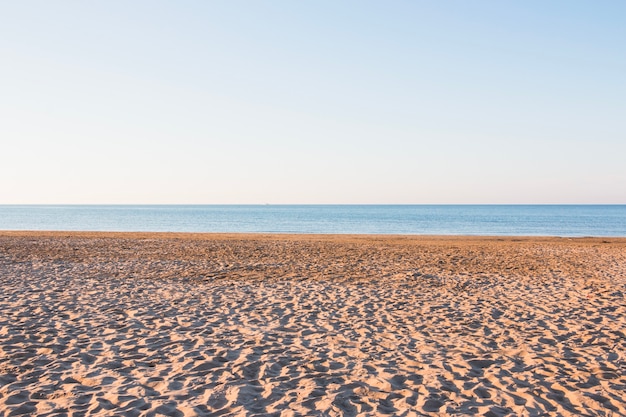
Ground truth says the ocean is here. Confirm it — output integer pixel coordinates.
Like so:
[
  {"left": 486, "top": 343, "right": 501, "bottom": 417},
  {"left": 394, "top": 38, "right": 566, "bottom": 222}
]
[{"left": 1, "top": 205, "right": 625, "bottom": 236}]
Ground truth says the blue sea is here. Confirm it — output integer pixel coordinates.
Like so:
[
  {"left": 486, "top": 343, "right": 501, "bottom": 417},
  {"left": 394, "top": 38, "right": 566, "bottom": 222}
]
[{"left": 1, "top": 205, "right": 625, "bottom": 237}]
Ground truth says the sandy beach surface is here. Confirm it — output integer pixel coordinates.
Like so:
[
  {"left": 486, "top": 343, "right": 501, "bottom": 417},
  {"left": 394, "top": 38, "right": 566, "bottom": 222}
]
[{"left": 1, "top": 232, "right": 625, "bottom": 416}]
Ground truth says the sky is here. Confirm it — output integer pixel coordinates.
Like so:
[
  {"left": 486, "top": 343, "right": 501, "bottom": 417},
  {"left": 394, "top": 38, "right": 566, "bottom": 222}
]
[{"left": 1, "top": 1, "right": 625, "bottom": 204}]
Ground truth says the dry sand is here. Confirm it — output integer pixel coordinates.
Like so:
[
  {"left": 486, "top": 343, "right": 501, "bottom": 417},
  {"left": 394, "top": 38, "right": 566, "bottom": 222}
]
[{"left": 0, "top": 231, "right": 625, "bottom": 416}]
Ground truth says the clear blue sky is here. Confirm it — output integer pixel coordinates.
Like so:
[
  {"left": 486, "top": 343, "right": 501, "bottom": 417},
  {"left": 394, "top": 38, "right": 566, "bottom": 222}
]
[{"left": 1, "top": 1, "right": 624, "bottom": 204}]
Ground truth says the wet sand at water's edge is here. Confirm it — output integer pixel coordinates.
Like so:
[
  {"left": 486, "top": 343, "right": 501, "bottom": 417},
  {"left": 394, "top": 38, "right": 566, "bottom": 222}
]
[{"left": 1, "top": 232, "right": 625, "bottom": 416}]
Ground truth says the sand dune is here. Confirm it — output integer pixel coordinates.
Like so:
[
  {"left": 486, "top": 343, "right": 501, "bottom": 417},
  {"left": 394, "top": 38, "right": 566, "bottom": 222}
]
[{"left": 1, "top": 232, "right": 625, "bottom": 416}]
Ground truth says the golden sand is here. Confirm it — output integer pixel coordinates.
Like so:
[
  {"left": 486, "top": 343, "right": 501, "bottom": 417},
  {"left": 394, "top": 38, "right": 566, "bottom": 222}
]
[{"left": 1, "top": 232, "right": 625, "bottom": 416}]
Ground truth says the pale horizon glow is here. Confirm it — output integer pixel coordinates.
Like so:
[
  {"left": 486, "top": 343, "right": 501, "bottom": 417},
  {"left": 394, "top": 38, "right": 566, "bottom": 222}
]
[{"left": 1, "top": 1, "right": 625, "bottom": 204}]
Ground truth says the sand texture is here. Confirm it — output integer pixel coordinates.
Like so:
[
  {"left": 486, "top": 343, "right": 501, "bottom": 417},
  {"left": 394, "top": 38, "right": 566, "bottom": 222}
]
[{"left": 1, "top": 232, "right": 625, "bottom": 416}]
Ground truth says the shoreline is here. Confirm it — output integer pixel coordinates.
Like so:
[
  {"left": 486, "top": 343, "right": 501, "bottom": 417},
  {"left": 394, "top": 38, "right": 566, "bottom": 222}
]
[
  {"left": 3, "top": 229, "right": 626, "bottom": 239},
  {"left": 1, "top": 232, "right": 625, "bottom": 415}
]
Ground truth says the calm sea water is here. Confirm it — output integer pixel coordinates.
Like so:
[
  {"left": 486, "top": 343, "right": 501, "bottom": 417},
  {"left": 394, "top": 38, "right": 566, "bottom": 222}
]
[{"left": 0, "top": 205, "right": 625, "bottom": 236}]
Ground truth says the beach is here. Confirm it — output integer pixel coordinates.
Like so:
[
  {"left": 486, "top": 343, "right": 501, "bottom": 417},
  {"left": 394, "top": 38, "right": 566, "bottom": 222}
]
[{"left": 1, "top": 232, "right": 625, "bottom": 416}]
